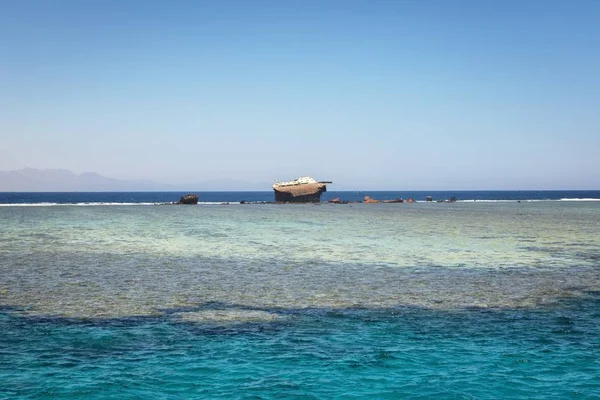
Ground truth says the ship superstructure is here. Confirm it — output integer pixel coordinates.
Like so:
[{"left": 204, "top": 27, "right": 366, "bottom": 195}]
[{"left": 272, "top": 176, "right": 332, "bottom": 203}]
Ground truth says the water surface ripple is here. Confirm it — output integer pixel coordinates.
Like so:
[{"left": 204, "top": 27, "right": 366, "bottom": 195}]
[{"left": 1, "top": 202, "right": 599, "bottom": 398}]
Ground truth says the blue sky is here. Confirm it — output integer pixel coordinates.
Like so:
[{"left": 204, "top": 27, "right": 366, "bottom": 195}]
[{"left": 1, "top": 0, "right": 599, "bottom": 189}]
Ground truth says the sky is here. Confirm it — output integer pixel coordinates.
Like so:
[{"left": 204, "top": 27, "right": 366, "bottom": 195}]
[{"left": 1, "top": 0, "right": 599, "bottom": 190}]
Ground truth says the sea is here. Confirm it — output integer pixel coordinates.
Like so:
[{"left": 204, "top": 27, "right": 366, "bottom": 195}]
[{"left": 1, "top": 191, "right": 599, "bottom": 399}]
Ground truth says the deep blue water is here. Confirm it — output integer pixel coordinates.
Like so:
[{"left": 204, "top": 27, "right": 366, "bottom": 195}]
[
  {"left": 2, "top": 299, "right": 599, "bottom": 399},
  {"left": 1, "top": 190, "right": 599, "bottom": 204}
]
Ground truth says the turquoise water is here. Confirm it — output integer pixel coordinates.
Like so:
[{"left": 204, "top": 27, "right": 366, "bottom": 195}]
[{"left": 1, "top": 202, "right": 600, "bottom": 398}]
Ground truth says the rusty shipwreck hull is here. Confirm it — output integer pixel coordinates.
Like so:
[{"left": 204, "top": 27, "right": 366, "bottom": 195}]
[{"left": 273, "top": 182, "right": 328, "bottom": 203}]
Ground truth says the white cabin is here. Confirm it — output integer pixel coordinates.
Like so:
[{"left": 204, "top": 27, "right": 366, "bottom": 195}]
[{"left": 272, "top": 176, "right": 318, "bottom": 189}]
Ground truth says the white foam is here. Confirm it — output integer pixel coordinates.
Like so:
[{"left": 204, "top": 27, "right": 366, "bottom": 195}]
[
  {"left": 0, "top": 202, "right": 163, "bottom": 207},
  {"left": 0, "top": 201, "right": 245, "bottom": 207},
  {"left": 558, "top": 198, "right": 600, "bottom": 202},
  {"left": 456, "top": 199, "right": 516, "bottom": 203},
  {"left": 457, "top": 199, "right": 600, "bottom": 203},
  {"left": 197, "top": 202, "right": 241, "bottom": 205}
]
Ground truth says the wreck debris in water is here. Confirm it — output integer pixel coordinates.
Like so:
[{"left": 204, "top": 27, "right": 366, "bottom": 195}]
[
  {"left": 177, "top": 194, "right": 199, "bottom": 204},
  {"left": 272, "top": 176, "right": 332, "bottom": 203}
]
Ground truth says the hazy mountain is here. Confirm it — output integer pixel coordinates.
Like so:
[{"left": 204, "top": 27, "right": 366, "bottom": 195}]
[
  {"left": 0, "top": 168, "right": 272, "bottom": 191},
  {"left": 0, "top": 168, "right": 171, "bottom": 192}
]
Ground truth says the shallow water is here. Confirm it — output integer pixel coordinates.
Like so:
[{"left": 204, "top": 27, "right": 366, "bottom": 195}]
[{"left": 1, "top": 202, "right": 599, "bottom": 398}]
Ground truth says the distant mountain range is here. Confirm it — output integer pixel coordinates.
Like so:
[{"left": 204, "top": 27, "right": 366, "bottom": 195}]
[{"left": 0, "top": 168, "right": 269, "bottom": 191}]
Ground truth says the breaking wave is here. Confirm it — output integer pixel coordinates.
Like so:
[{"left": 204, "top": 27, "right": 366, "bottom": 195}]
[
  {"left": 1, "top": 199, "right": 600, "bottom": 207},
  {"left": 558, "top": 198, "right": 600, "bottom": 202},
  {"left": 0, "top": 202, "right": 243, "bottom": 207}
]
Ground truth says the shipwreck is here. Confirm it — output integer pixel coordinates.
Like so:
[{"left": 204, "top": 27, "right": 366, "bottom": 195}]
[
  {"left": 177, "top": 193, "right": 199, "bottom": 204},
  {"left": 272, "top": 176, "right": 332, "bottom": 203}
]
